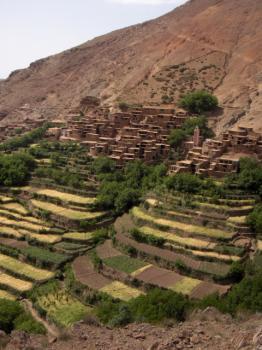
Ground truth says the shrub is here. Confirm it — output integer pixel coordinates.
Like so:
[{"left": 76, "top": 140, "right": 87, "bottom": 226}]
[
  {"left": 165, "top": 173, "right": 202, "bottom": 193},
  {"left": 118, "top": 102, "right": 129, "bottom": 111},
  {"left": 168, "top": 129, "right": 187, "bottom": 148},
  {"left": 247, "top": 205, "right": 262, "bottom": 233},
  {"left": 129, "top": 288, "right": 188, "bottom": 323},
  {"left": 96, "top": 289, "right": 189, "bottom": 326},
  {"left": 199, "top": 263, "right": 262, "bottom": 315},
  {"left": 14, "top": 313, "right": 45, "bottom": 334},
  {"left": 0, "top": 299, "right": 45, "bottom": 334},
  {"left": 0, "top": 153, "right": 35, "bottom": 186},
  {"left": 179, "top": 90, "right": 218, "bottom": 113}
]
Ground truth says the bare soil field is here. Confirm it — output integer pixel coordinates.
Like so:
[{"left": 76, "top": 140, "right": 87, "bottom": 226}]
[
  {"left": 135, "top": 265, "right": 183, "bottom": 288},
  {"left": 96, "top": 240, "right": 123, "bottom": 260},
  {"left": 0, "top": 237, "right": 29, "bottom": 249},
  {"left": 72, "top": 256, "right": 110, "bottom": 290}
]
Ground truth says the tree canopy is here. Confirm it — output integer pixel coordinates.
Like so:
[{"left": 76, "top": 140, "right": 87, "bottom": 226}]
[
  {"left": 179, "top": 90, "right": 218, "bottom": 114},
  {"left": 0, "top": 152, "right": 35, "bottom": 186}
]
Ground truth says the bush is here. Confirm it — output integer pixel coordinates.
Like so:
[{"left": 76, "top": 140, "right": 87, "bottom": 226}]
[
  {"left": 168, "top": 129, "right": 187, "bottom": 148},
  {"left": 179, "top": 90, "right": 218, "bottom": 114},
  {"left": 0, "top": 152, "right": 35, "bottom": 186},
  {"left": 168, "top": 116, "right": 213, "bottom": 149},
  {"left": 91, "top": 157, "right": 116, "bottom": 175},
  {"left": 130, "top": 289, "right": 188, "bottom": 323},
  {"left": 236, "top": 158, "right": 262, "bottom": 194},
  {"left": 130, "top": 228, "right": 165, "bottom": 247},
  {"left": 199, "top": 263, "right": 262, "bottom": 315},
  {"left": 96, "top": 289, "right": 189, "bottom": 326},
  {"left": 0, "top": 299, "right": 45, "bottom": 334},
  {"left": 14, "top": 313, "right": 45, "bottom": 334},
  {"left": 247, "top": 205, "right": 262, "bottom": 233},
  {"left": 165, "top": 173, "right": 202, "bottom": 193},
  {"left": 118, "top": 102, "right": 130, "bottom": 111}
]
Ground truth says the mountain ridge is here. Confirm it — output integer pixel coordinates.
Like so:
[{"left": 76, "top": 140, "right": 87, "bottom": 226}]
[{"left": 0, "top": 0, "right": 261, "bottom": 134}]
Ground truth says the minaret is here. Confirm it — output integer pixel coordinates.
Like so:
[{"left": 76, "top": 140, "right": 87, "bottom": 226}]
[{"left": 193, "top": 126, "right": 200, "bottom": 147}]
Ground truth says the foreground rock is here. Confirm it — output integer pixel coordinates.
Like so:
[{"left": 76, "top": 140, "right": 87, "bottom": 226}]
[{"left": 4, "top": 309, "right": 262, "bottom": 350}]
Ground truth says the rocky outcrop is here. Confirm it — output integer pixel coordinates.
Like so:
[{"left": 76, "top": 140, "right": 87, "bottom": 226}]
[{"left": 2, "top": 308, "right": 262, "bottom": 350}]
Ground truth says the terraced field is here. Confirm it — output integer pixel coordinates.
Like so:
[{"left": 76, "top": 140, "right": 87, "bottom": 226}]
[
  {"left": 112, "top": 194, "right": 255, "bottom": 293},
  {"left": 139, "top": 226, "right": 216, "bottom": 249},
  {"left": 0, "top": 271, "right": 33, "bottom": 292},
  {"left": 38, "top": 290, "right": 91, "bottom": 327},
  {"left": 0, "top": 174, "right": 256, "bottom": 331},
  {"left": 100, "top": 281, "right": 144, "bottom": 301},
  {"left": 21, "top": 187, "right": 96, "bottom": 206},
  {"left": 32, "top": 199, "right": 104, "bottom": 221},
  {"left": 72, "top": 255, "right": 144, "bottom": 301},
  {"left": 96, "top": 240, "right": 230, "bottom": 298},
  {"left": 63, "top": 231, "right": 95, "bottom": 242},
  {"left": 132, "top": 207, "right": 233, "bottom": 240},
  {"left": 0, "top": 289, "right": 16, "bottom": 300},
  {"left": 0, "top": 253, "right": 54, "bottom": 281},
  {"left": 1, "top": 202, "right": 29, "bottom": 215}
]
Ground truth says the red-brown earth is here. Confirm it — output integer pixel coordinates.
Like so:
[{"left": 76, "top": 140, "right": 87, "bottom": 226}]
[{"left": 0, "top": 0, "right": 261, "bottom": 134}]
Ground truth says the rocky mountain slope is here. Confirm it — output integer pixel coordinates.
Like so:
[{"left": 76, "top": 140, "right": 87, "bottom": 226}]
[
  {"left": 3, "top": 308, "right": 262, "bottom": 350},
  {"left": 0, "top": 0, "right": 261, "bottom": 134}
]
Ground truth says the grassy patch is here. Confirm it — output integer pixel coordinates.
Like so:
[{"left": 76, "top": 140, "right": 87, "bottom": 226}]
[
  {"left": 63, "top": 231, "right": 95, "bottom": 241},
  {"left": 20, "top": 247, "right": 70, "bottom": 267},
  {"left": 1, "top": 202, "right": 28, "bottom": 215},
  {"left": 0, "top": 253, "right": 54, "bottom": 281},
  {"left": 0, "top": 289, "right": 16, "bottom": 300},
  {"left": 19, "top": 230, "right": 61, "bottom": 244},
  {"left": 32, "top": 200, "right": 103, "bottom": 221},
  {"left": 0, "top": 272, "right": 33, "bottom": 292},
  {"left": 36, "top": 189, "right": 96, "bottom": 205},
  {"left": 54, "top": 242, "right": 86, "bottom": 251},
  {"left": 103, "top": 255, "right": 148, "bottom": 274},
  {"left": 196, "top": 202, "right": 253, "bottom": 212},
  {"left": 0, "top": 195, "right": 13, "bottom": 203},
  {"left": 227, "top": 216, "right": 247, "bottom": 224},
  {"left": 132, "top": 207, "right": 232, "bottom": 240},
  {"left": 99, "top": 281, "right": 144, "bottom": 301},
  {"left": 0, "top": 216, "right": 50, "bottom": 232},
  {"left": 140, "top": 226, "right": 215, "bottom": 249},
  {"left": 37, "top": 290, "right": 90, "bottom": 327},
  {"left": 171, "top": 277, "right": 201, "bottom": 295},
  {"left": 0, "top": 226, "right": 22, "bottom": 239},
  {"left": 189, "top": 249, "right": 240, "bottom": 262}
]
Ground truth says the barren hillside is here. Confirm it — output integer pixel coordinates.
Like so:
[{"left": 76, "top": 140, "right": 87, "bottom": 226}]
[
  {"left": 4, "top": 309, "right": 262, "bottom": 350},
  {"left": 0, "top": 0, "right": 261, "bottom": 134}
]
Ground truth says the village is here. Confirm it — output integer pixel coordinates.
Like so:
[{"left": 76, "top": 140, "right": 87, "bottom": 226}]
[
  {"left": 42, "top": 101, "right": 262, "bottom": 178},
  {"left": 0, "top": 99, "right": 261, "bottom": 179}
]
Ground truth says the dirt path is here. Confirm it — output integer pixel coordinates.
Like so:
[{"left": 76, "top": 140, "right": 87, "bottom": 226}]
[{"left": 22, "top": 299, "right": 60, "bottom": 342}]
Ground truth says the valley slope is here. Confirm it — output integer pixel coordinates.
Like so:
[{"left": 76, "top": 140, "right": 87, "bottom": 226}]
[{"left": 0, "top": 0, "right": 261, "bottom": 134}]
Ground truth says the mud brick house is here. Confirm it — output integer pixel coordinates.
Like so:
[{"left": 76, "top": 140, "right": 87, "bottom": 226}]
[
  {"left": 58, "top": 105, "right": 187, "bottom": 165},
  {"left": 169, "top": 126, "right": 262, "bottom": 177},
  {"left": 0, "top": 118, "right": 45, "bottom": 142}
]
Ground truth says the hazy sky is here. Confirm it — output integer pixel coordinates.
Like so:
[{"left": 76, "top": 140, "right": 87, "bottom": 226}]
[{"left": 0, "top": 0, "right": 187, "bottom": 79}]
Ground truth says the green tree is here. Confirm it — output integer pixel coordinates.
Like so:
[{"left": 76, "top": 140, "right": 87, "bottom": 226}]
[
  {"left": 247, "top": 205, "right": 262, "bottom": 233},
  {"left": 165, "top": 173, "right": 202, "bottom": 193},
  {"left": 179, "top": 90, "right": 218, "bottom": 114},
  {"left": 168, "top": 129, "right": 187, "bottom": 148},
  {"left": 0, "top": 153, "right": 35, "bottom": 186},
  {"left": 91, "top": 157, "right": 116, "bottom": 176}
]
